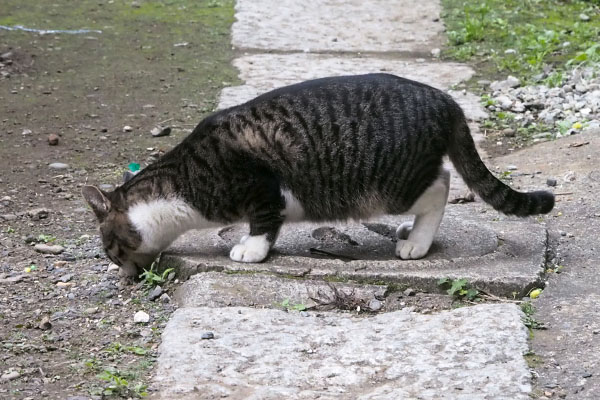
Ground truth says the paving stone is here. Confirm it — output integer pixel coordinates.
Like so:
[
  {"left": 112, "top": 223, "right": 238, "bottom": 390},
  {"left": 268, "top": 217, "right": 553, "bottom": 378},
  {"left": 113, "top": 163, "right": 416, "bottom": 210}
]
[
  {"left": 232, "top": 0, "right": 444, "bottom": 53},
  {"left": 173, "top": 271, "right": 386, "bottom": 309},
  {"left": 217, "top": 54, "right": 484, "bottom": 118},
  {"left": 153, "top": 304, "right": 531, "bottom": 400}
]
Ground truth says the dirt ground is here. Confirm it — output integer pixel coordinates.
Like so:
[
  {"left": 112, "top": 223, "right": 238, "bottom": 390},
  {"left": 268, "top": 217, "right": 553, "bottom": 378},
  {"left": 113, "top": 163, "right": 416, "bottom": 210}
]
[
  {"left": 0, "top": 1, "right": 238, "bottom": 398},
  {"left": 2, "top": 1, "right": 599, "bottom": 399}
]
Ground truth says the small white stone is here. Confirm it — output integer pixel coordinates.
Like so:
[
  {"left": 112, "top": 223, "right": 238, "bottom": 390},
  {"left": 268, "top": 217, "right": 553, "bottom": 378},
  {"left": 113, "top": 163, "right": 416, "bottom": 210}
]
[
  {"left": 134, "top": 310, "right": 150, "bottom": 324},
  {"left": 123, "top": 125, "right": 133, "bottom": 132},
  {"left": 107, "top": 263, "right": 120, "bottom": 273}
]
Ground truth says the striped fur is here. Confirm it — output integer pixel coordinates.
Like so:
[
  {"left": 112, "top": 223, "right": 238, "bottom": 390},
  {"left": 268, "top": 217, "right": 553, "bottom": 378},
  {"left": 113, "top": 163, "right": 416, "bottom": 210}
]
[{"left": 83, "top": 73, "right": 554, "bottom": 276}]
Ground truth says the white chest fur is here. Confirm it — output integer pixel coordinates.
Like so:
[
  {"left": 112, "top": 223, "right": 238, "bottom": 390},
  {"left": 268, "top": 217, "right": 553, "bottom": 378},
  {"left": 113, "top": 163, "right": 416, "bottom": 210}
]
[{"left": 128, "top": 198, "right": 215, "bottom": 253}]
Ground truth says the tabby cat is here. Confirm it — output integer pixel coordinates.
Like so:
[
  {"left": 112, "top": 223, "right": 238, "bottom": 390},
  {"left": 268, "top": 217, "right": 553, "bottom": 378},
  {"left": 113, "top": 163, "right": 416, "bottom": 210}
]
[{"left": 83, "top": 74, "right": 554, "bottom": 277}]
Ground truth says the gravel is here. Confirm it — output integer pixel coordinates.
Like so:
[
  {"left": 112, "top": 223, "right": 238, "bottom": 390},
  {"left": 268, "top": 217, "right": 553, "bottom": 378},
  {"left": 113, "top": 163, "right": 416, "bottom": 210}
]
[{"left": 489, "top": 67, "right": 600, "bottom": 138}]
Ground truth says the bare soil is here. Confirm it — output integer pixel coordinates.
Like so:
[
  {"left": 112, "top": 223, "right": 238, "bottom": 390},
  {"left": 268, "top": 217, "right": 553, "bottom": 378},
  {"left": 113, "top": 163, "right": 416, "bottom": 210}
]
[{"left": 0, "top": 1, "right": 238, "bottom": 398}]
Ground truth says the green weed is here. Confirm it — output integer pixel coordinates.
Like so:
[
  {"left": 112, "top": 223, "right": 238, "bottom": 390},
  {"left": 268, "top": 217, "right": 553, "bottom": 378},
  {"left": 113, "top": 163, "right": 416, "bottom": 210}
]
[
  {"left": 437, "top": 277, "right": 480, "bottom": 301},
  {"left": 521, "top": 301, "right": 546, "bottom": 330},
  {"left": 278, "top": 298, "right": 307, "bottom": 311},
  {"left": 105, "top": 342, "right": 148, "bottom": 356},
  {"left": 139, "top": 262, "right": 174, "bottom": 288},
  {"left": 97, "top": 367, "right": 148, "bottom": 398},
  {"left": 37, "top": 233, "right": 57, "bottom": 243}
]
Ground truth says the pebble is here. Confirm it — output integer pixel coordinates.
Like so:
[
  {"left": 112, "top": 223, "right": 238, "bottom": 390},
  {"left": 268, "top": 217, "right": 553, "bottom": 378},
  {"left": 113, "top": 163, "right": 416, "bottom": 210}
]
[
  {"left": 579, "top": 13, "right": 590, "bottom": 22},
  {"left": 147, "top": 285, "right": 163, "bottom": 301},
  {"left": 48, "top": 134, "right": 59, "bottom": 145},
  {"left": 49, "top": 162, "right": 69, "bottom": 170},
  {"left": 84, "top": 307, "right": 98, "bottom": 315},
  {"left": 123, "top": 125, "right": 133, "bottom": 132},
  {"left": 0, "top": 213, "right": 17, "bottom": 221},
  {"left": 430, "top": 48, "right": 441, "bottom": 58},
  {"left": 368, "top": 298, "right": 383, "bottom": 312},
  {"left": 502, "top": 128, "right": 516, "bottom": 137},
  {"left": 58, "top": 273, "right": 73, "bottom": 283},
  {"left": 56, "top": 282, "right": 73, "bottom": 288},
  {"left": 507, "top": 165, "right": 518, "bottom": 171},
  {"left": 159, "top": 293, "right": 171, "bottom": 303},
  {"left": 300, "top": 311, "right": 309, "bottom": 317},
  {"left": 38, "top": 316, "right": 52, "bottom": 330},
  {"left": 404, "top": 288, "right": 417, "bottom": 297},
  {"left": 490, "top": 75, "right": 520, "bottom": 91},
  {"left": 22, "top": 128, "right": 32, "bottom": 136},
  {"left": 0, "top": 275, "right": 26, "bottom": 284},
  {"left": 98, "top": 184, "right": 114, "bottom": 191},
  {"left": 134, "top": 310, "right": 150, "bottom": 323},
  {"left": 27, "top": 208, "right": 49, "bottom": 220},
  {"left": 107, "top": 263, "right": 120, "bottom": 273},
  {"left": 201, "top": 331, "right": 215, "bottom": 340},
  {"left": 151, "top": 126, "right": 172, "bottom": 137},
  {"left": 546, "top": 178, "right": 557, "bottom": 187},
  {"left": 34, "top": 244, "right": 65, "bottom": 255},
  {"left": 1, "top": 370, "right": 21, "bottom": 381}
]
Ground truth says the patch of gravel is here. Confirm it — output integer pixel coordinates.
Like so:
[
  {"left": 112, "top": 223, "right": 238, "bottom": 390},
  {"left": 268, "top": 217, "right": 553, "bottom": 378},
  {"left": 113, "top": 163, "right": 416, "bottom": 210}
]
[{"left": 488, "top": 67, "right": 600, "bottom": 138}]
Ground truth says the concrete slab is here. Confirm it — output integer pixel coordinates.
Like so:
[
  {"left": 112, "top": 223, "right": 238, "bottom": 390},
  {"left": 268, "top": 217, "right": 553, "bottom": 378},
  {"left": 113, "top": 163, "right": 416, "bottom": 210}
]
[
  {"left": 217, "top": 54, "right": 486, "bottom": 122},
  {"left": 159, "top": 205, "right": 548, "bottom": 297},
  {"left": 174, "top": 271, "right": 387, "bottom": 310},
  {"left": 152, "top": 304, "right": 531, "bottom": 400},
  {"left": 232, "top": 0, "right": 444, "bottom": 53}
]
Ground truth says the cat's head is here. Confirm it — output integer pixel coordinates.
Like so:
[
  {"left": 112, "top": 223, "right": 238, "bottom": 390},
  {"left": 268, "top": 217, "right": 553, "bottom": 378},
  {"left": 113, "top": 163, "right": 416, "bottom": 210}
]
[{"left": 82, "top": 185, "right": 158, "bottom": 277}]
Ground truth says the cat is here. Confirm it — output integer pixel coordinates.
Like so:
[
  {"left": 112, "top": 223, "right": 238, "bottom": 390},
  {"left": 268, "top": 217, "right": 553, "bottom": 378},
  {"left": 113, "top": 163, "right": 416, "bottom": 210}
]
[{"left": 82, "top": 73, "right": 554, "bottom": 277}]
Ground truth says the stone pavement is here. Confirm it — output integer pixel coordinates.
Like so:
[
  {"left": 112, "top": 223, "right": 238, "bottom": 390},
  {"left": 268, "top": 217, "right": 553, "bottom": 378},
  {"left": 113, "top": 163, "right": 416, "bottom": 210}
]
[{"left": 152, "top": 0, "right": 547, "bottom": 398}]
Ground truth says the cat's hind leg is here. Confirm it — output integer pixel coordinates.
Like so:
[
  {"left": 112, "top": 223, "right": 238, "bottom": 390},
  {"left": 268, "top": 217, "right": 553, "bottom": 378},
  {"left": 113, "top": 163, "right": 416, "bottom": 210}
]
[
  {"left": 229, "top": 178, "right": 285, "bottom": 263},
  {"left": 396, "top": 168, "right": 450, "bottom": 259}
]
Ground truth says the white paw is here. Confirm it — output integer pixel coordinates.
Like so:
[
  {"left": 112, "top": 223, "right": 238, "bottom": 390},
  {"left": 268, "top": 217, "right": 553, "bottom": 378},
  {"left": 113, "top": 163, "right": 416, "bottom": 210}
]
[
  {"left": 229, "top": 234, "right": 270, "bottom": 263},
  {"left": 396, "top": 221, "right": 413, "bottom": 240},
  {"left": 396, "top": 239, "right": 429, "bottom": 260}
]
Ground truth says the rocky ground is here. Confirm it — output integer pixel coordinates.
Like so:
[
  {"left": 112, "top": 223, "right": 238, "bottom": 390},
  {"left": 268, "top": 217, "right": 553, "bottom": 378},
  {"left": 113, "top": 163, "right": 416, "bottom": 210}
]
[
  {"left": 482, "top": 67, "right": 600, "bottom": 157},
  {"left": 0, "top": 1, "right": 237, "bottom": 398}
]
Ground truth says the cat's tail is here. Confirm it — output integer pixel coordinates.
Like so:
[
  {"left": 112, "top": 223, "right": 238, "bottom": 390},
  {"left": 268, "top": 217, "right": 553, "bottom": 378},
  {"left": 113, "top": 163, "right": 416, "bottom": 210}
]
[{"left": 447, "top": 113, "right": 554, "bottom": 216}]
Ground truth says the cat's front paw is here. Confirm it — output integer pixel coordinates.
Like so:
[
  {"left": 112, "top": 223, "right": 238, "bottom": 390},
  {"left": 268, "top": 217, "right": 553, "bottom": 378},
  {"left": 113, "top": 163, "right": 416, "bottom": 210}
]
[
  {"left": 229, "top": 234, "right": 270, "bottom": 263},
  {"left": 396, "top": 239, "right": 429, "bottom": 260}
]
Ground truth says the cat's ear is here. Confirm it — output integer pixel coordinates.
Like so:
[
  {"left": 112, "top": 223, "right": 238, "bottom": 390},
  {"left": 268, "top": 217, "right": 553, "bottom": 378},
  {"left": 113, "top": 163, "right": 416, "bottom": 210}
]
[
  {"left": 82, "top": 185, "right": 111, "bottom": 220},
  {"left": 122, "top": 170, "right": 137, "bottom": 183}
]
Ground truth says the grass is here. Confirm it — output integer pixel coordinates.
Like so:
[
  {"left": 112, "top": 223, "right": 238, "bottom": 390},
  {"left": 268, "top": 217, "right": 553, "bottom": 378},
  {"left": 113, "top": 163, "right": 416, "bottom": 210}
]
[{"left": 442, "top": 0, "right": 600, "bottom": 84}]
